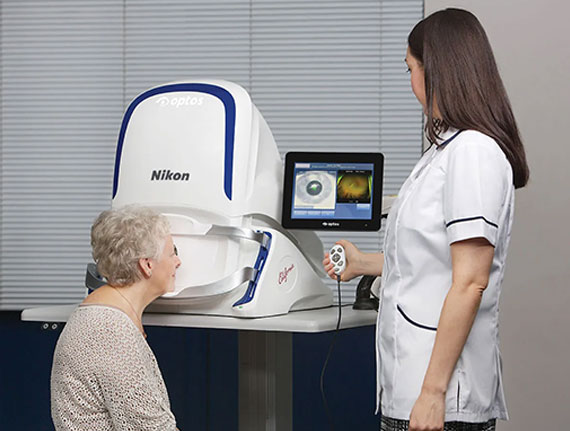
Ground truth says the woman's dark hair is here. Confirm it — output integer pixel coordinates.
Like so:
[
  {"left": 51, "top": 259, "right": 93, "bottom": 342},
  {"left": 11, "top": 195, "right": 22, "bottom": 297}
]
[{"left": 408, "top": 8, "right": 529, "bottom": 188}]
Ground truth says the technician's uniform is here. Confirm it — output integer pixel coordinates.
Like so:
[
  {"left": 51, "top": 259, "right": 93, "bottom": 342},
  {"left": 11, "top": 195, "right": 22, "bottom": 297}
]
[{"left": 376, "top": 129, "right": 514, "bottom": 422}]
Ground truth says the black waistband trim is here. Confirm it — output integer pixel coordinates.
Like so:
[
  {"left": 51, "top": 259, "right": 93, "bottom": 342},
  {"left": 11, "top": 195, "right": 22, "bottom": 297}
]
[
  {"left": 446, "top": 216, "right": 498, "bottom": 229},
  {"left": 397, "top": 305, "right": 437, "bottom": 331}
]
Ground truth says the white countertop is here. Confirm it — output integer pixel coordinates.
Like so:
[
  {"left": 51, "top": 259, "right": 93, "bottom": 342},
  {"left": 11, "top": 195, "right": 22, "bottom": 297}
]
[{"left": 21, "top": 304, "right": 377, "bottom": 333}]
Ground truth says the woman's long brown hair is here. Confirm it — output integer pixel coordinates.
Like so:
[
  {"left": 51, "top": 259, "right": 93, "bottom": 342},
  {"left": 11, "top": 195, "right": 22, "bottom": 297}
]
[{"left": 408, "top": 8, "right": 529, "bottom": 188}]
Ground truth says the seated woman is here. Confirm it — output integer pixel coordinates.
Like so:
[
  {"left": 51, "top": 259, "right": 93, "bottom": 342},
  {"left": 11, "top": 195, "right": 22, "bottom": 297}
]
[{"left": 51, "top": 206, "right": 181, "bottom": 431}]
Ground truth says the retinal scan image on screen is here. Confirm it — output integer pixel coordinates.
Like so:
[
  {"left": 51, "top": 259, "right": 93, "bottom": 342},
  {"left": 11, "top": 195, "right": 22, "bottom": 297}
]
[
  {"left": 291, "top": 162, "right": 374, "bottom": 221},
  {"left": 336, "top": 170, "right": 372, "bottom": 203}
]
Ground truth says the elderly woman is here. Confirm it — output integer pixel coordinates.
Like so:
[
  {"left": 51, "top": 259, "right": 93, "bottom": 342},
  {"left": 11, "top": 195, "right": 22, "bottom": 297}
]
[{"left": 51, "top": 206, "right": 181, "bottom": 431}]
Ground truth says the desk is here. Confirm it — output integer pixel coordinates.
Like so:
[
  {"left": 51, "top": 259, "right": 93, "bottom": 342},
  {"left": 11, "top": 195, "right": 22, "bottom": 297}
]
[{"left": 22, "top": 305, "right": 377, "bottom": 430}]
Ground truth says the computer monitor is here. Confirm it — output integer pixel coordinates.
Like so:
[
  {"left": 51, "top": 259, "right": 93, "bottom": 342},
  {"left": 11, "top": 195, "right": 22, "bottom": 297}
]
[{"left": 281, "top": 152, "right": 384, "bottom": 231}]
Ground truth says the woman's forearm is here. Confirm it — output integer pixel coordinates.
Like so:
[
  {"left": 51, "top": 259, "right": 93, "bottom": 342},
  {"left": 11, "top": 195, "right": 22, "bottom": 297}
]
[
  {"left": 420, "top": 282, "right": 484, "bottom": 395},
  {"left": 359, "top": 252, "right": 384, "bottom": 277}
]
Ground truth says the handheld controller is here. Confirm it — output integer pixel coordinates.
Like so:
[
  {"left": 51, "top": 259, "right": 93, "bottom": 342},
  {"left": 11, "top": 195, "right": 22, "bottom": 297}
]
[{"left": 329, "top": 245, "right": 346, "bottom": 276}]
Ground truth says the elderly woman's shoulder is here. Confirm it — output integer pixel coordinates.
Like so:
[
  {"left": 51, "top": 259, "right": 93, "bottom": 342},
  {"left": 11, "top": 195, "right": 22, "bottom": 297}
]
[
  {"left": 52, "top": 305, "right": 151, "bottom": 393},
  {"left": 60, "top": 305, "right": 142, "bottom": 353}
]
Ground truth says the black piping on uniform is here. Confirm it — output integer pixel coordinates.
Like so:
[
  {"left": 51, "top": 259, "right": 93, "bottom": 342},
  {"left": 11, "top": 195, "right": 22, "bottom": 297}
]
[
  {"left": 396, "top": 305, "right": 437, "bottom": 331},
  {"left": 436, "top": 129, "right": 463, "bottom": 149},
  {"left": 446, "top": 216, "right": 498, "bottom": 229}
]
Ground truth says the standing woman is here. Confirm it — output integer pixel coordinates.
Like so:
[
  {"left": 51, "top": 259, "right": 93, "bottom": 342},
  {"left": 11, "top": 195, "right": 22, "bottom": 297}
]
[
  {"left": 51, "top": 206, "right": 182, "bottom": 430},
  {"left": 324, "top": 8, "right": 529, "bottom": 431}
]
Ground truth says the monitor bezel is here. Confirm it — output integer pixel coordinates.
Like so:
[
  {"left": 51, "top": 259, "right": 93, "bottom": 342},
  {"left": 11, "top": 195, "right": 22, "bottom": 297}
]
[{"left": 281, "top": 152, "right": 384, "bottom": 231}]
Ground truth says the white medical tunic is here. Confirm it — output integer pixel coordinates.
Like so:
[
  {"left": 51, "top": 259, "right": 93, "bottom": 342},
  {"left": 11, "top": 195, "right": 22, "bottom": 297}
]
[{"left": 376, "top": 128, "right": 513, "bottom": 422}]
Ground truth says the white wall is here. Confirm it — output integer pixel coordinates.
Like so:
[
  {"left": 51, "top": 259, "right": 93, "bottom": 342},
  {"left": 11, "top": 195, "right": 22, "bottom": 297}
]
[{"left": 423, "top": 1, "right": 570, "bottom": 429}]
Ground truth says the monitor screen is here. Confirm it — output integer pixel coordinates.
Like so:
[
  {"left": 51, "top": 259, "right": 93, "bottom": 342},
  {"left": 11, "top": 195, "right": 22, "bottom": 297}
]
[{"left": 282, "top": 152, "right": 383, "bottom": 231}]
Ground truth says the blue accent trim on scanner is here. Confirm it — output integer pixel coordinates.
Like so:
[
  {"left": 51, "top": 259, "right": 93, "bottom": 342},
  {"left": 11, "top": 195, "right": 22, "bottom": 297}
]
[
  {"left": 233, "top": 232, "right": 272, "bottom": 307},
  {"left": 112, "top": 83, "right": 237, "bottom": 200}
]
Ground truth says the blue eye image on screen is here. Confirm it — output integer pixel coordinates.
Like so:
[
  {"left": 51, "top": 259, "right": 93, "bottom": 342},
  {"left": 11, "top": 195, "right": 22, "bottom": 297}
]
[
  {"left": 293, "top": 171, "right": 336, "bottom": 209},
  {"left": 306, "top": 180, "right": 323, "bottom": 196}
]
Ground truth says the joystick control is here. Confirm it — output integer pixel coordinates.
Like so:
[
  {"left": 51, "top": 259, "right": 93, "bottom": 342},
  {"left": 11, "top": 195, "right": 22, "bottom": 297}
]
[{"left": 329, "top": 245, "right": 346, "bottom": 276}]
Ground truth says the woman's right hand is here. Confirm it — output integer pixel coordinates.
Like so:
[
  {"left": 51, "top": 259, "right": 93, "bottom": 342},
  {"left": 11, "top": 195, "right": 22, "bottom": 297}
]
[{"left": 322, "top": 239, "right": 364, "bottom": 282}]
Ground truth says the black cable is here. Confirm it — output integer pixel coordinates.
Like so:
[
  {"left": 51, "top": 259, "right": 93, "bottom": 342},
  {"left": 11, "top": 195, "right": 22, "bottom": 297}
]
[{"left": 320, "top": 274, "right": 342, "bottom": 431}]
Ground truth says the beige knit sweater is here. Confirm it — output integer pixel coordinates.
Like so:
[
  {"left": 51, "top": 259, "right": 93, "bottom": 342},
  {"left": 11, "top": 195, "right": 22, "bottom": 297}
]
[{"left": 51, "top": 305, "right": 177, "bottom": 431}]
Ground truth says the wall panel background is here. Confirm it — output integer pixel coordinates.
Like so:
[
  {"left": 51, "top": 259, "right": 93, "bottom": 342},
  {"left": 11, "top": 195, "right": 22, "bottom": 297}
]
[{"left": 0, "top": 0, "right": 423, "bottom": 308}]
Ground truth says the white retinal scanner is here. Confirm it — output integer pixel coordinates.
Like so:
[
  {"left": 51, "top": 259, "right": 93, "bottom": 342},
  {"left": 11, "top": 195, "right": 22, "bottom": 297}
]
[{"left": 100, "top": 80, "right": 333, "bottom": 317}]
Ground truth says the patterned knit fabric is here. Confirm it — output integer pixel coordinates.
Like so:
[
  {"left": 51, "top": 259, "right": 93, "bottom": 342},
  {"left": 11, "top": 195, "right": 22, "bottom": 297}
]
[{"left": 51, "top": 305, "right": 177, "bottom": 431}]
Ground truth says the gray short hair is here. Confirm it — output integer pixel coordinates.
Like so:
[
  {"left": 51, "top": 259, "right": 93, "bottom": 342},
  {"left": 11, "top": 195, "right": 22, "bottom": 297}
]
[{"left": 91, "top": 205, "right": 171, "bottom": 286}]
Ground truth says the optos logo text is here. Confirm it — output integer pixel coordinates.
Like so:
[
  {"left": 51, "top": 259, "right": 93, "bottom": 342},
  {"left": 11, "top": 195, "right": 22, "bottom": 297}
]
[{"left": 155, "top": 96, "right": 204, "bottom": 108}]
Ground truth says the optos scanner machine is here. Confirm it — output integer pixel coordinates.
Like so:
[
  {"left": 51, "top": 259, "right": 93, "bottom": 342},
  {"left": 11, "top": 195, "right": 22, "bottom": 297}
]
[{"left": 86, "top": 80, "right": 333, "bottom": 317}]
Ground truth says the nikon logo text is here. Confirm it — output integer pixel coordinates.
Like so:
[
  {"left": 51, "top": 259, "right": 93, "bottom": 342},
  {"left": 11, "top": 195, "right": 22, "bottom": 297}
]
[{"left": 151, "top": 170, "right": 191, "bottom": 181}]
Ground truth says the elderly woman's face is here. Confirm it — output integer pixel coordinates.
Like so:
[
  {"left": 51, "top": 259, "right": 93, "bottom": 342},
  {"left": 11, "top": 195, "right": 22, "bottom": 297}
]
[{"left": 152, "top": 235, "right": 181, "bottom": 293}]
